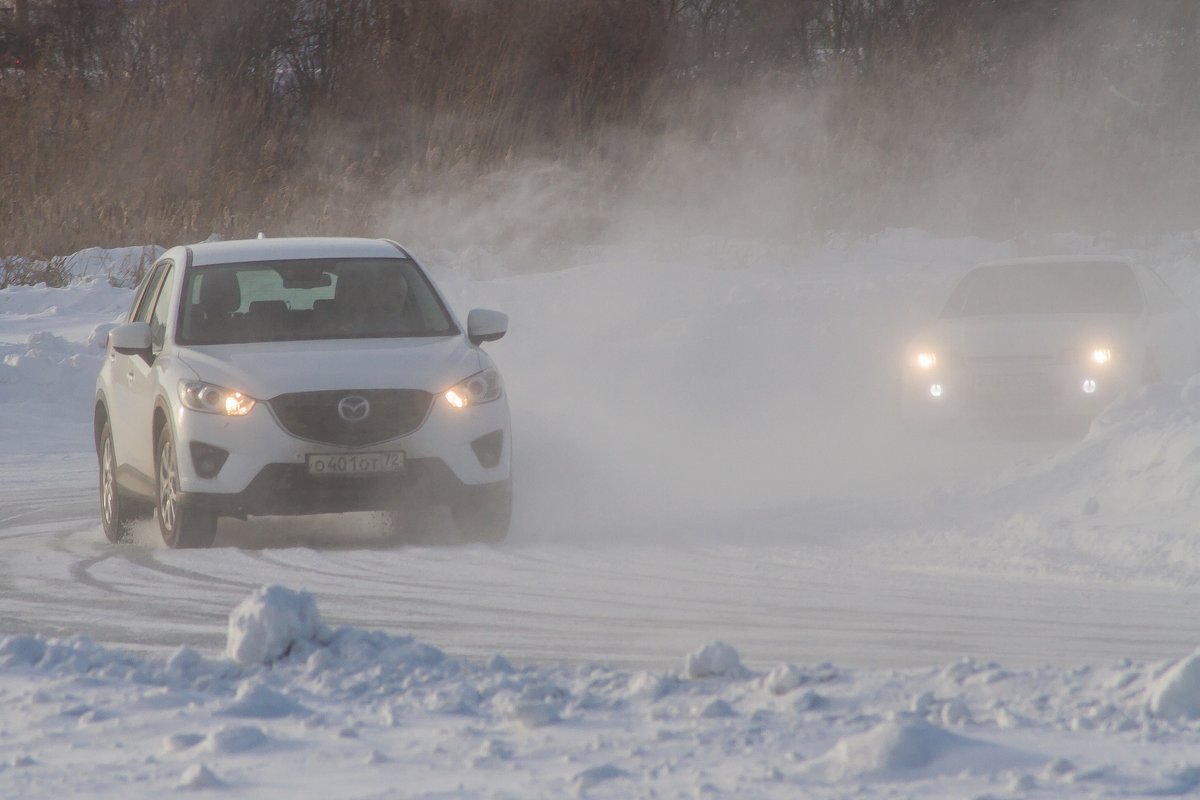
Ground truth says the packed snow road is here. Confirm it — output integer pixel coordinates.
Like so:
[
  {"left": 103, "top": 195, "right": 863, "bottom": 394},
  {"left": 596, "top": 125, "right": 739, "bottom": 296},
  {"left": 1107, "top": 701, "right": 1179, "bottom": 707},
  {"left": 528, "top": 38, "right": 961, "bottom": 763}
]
[{"left": 3, "top": 434, "right": 1200, "bottom": 673}]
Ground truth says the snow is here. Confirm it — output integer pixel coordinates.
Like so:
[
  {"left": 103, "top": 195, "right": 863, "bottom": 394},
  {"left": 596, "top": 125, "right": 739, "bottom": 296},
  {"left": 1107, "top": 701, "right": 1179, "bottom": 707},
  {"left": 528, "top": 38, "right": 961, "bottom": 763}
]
[
  {"left": 1, "top": 585, "right": 1200, "bottom": 797},
  {"left": 685, "top": 641, "right": 748, "bottom": 679},
  {"left": 226, "top": 585, "right": 329, "bottom": 666},
  {"left": 6, "top": 235, "right": 1200, "bottom": 796},
  {"left": 1148, "top": 649, "right": 1200, "bottom": 721}
]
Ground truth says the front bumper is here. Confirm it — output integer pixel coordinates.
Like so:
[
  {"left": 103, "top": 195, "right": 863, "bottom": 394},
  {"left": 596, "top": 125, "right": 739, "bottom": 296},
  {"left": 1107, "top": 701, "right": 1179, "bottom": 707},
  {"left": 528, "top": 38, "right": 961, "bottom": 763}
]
[
  {"left": 171, "top": 389, "right": 511, "bottom": 497},
  {"left": 178, "top": 457, "right": 508, "bottom": 517},
  {"left": 901, "top": 364, "right": 1134, "bottom": 420}
]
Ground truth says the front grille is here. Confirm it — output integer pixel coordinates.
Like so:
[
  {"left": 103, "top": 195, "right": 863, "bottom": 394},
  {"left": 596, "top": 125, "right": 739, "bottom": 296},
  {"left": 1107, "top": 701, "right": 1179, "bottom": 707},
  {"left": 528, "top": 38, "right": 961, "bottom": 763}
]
[
  {"left": 964, "top": 354, "right": 1056, "bottom": 366},
  {"left": 963, "top": 372, "right": 1054, "bottom": 408},
  {"left": 269, "top": 389, "right": 433, "bottom": 447}
]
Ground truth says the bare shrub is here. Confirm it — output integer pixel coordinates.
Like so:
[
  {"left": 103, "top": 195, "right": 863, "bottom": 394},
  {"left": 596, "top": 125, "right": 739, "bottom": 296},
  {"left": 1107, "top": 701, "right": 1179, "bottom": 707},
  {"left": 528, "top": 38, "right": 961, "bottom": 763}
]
[
  {"left": 0, "top": 255, "right": 69, "bottom": 288},
  {"left": 1, "top": 0, "right": 1199, "bottom": 258}
]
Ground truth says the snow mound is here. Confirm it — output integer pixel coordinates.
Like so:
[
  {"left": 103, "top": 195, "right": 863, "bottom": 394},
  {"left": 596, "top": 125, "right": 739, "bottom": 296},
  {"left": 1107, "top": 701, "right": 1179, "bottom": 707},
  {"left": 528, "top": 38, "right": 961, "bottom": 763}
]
[
  {"left": 177, "top": 763, "right": 225, "bottom": 790},
  {"left": 220, "top": 682, "right": 309, "bottom": 719},
  {"left": 685, "top": 641, "right": 748, "bottom": 679},
  {"left": 1148, "top": 649, "right": 1200, "bottom": 720},
  {"left": 226, "top": 586, "right": 330, "bottom": 666},
  {"left": 204, "top": 725, "right": 267, "bottom": 754},
  {"left": 574, "top": 763, "right": 628, "bottom": 790},
  {"left": 60, "top": 245, "right": 162, "bottom": 286},
  {"left": 0, "top": 274, "right": 132, "bottom": 320},
  {"left": 0, "top": 332, "right": 101, "bottom": 406},
  {"left": 804, "top": 716, "right": 1031, "bottom": 782},
  {"left": 980, "top": 378, "right": 1200, "bottom": 520}
]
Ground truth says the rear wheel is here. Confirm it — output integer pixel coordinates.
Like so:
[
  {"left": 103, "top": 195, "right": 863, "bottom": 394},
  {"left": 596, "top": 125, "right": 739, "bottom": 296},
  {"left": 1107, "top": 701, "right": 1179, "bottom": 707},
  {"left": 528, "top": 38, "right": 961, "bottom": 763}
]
[
  {"left": 99, "top": 422, "right": 146, "bottom": 543},
  {"left": 156, "top": 431, "right": 217, "bottom": 549},
  {"left": 450, "top": 480, "right": 512, "bottom": 544}
]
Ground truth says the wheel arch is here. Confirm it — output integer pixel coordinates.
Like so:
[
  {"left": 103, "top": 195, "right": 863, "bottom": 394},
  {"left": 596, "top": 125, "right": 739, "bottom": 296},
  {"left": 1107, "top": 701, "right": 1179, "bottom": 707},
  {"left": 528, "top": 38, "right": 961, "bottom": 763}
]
[
  {"left": 152, "top": 399, "right": 171, "bottom": 459},
  {"left": 94, "top": 395, "right": 109, "bottom": 456}
]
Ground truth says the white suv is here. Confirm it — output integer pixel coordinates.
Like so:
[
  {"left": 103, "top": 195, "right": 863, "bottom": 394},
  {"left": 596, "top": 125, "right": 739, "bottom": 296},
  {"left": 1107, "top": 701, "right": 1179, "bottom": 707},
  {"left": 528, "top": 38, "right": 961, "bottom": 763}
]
[{"left": 95, "top": 237, "right": 511, "bottom": 548}]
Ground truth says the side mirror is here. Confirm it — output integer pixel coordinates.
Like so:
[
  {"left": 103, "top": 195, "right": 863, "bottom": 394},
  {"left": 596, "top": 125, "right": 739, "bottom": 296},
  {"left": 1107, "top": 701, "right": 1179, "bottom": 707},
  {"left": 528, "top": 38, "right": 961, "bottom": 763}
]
[
  {"left": 467, "top": 309, "right": 508, "bottom": 346},
  {"left": 109, "top": 321, "right": 153, "bottom": 355}
]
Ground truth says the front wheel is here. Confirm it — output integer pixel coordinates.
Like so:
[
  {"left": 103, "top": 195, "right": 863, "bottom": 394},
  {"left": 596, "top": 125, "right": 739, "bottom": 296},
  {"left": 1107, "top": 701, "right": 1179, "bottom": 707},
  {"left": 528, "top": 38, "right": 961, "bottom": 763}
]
[
  {"left": 450, "top": 480, "right": 512, "bottom": 544},
  {"left": 156, "top": 431, "right": 217, "bottom": 549},
  {"left": 99, "top": 422, "right": 147, "bottom": 543}
]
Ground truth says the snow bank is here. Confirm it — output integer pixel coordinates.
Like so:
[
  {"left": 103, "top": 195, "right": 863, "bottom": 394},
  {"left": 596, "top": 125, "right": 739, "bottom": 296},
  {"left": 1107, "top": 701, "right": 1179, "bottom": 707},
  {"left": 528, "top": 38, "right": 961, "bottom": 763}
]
[
  {"left": 61, "top": 245, "right": 162, "bottom": 286},
  {"left": 1148, "top": 649, "right": 1200, "bottom": 720},
  {"left": 226, "top": 585, "right": 330, "bottom": 666},
  {"left": 979, "top": 378, "right": 1200, "bottom": 520},
  {"left": 0, "top": 332, "right": 99, "bottom": 405},
  {"left": 1, "top": 586, "right": 1199, "bottom": 798},
  {"left": 0, "top": 273, "right": 131, "bottom": 416},
  {"left": 804, "top": 715, "right": 1031, "bottom": 782}
]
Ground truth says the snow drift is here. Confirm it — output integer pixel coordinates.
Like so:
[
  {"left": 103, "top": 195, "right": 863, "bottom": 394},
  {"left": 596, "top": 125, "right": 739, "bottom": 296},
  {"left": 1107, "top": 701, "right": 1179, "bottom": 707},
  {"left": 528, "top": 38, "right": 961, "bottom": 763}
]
[{"left": 0, "top": 585, "right": 1196, "bottom": 798}]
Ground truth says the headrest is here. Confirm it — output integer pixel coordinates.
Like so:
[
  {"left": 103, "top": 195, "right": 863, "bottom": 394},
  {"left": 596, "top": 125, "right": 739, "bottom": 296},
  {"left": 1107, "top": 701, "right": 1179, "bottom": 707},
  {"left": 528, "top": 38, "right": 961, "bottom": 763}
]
[
  {"left": 335, "top": 267, "right": 408, "bottom": 311},
  {"left": 198, "top": 271, "right": 241, "bottom": 314}
]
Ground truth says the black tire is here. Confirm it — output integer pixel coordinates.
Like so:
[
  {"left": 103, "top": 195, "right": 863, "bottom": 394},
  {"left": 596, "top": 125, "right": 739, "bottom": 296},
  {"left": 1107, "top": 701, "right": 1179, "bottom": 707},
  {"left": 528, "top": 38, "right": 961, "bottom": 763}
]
[
  {"left": 156, "top": 431, "right": 217, "bottom": 549},
  {"left": 450, "top": 480, "right": 512, "bottom": 544},
  {"left": 382, "top": 506, "right": 438, "bottom": 545},
  {"left": 99, "top": 421, "right": 145, "bottom": 543}
]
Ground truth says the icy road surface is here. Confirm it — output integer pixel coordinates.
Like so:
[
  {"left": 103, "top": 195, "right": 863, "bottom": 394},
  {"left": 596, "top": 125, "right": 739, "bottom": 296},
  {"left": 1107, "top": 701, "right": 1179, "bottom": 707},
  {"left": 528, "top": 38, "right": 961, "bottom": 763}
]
[{"left": 4, "top": 484, "right": 1200, "bottom": 671}]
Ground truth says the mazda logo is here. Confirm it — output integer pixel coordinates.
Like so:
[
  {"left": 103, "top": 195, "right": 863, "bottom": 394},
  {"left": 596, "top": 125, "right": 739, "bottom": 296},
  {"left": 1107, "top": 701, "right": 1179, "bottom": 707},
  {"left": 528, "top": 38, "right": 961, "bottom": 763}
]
[{"left": 337, "top": 395, "right": 370, "bottom": 422}]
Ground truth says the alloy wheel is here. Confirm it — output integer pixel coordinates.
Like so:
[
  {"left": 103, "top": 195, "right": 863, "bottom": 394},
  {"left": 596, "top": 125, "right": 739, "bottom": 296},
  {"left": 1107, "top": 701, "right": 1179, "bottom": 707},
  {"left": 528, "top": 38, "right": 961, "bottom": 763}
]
[
  {"left": 158, "top": 439, "right": 178, "bottom": 534},
  {"left": 101, "top": 437, "right": 117, "bottom": 530}
]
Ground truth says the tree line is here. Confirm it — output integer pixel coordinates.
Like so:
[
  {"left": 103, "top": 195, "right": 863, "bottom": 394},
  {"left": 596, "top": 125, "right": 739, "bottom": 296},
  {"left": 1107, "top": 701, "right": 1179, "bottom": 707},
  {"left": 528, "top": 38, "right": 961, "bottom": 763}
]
[{"left": 2, "top": 0, "right": 1198, "bottom": 258}]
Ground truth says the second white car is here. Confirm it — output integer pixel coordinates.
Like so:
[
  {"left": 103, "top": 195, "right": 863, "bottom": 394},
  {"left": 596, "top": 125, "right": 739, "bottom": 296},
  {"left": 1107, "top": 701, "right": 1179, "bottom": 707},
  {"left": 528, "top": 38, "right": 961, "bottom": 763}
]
[{"left": 901, "top": 256, "right": 1199, "bottom": 429}]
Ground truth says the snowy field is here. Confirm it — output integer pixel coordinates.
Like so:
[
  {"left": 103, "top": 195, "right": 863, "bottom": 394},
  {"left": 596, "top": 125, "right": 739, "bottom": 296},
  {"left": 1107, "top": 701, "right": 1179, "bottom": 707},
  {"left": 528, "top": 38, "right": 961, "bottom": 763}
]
[{"left": 6, "top": 230, "right": 1200, "bottom": 796}]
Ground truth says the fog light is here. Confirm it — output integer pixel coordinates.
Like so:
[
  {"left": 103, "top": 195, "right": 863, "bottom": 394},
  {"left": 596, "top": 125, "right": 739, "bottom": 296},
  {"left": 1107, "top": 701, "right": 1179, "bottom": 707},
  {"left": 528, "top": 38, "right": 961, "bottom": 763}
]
[
  {"left": 470, "top": 430, "right": 504, "bottom": 469},
  {"left": 1082, "top": 379, "right": 1097, "bottom": 395},
  {"left": 189, "top": 441, "right": 229, "bottom": 478},
  {"left": 929, "top": 384, "right": 944, "bottom": 398}
]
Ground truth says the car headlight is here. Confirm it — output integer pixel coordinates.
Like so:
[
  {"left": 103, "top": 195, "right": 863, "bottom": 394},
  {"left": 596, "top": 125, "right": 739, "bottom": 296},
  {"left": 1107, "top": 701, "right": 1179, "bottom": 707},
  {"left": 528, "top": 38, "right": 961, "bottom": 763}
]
[
  {"left": 179, "top": 380, "right": 256, "bottom": 416},
  {"left": 444, "top": 369, "right": 503, "bottom": 409},
  {"left": 1090, "top": 348, "right": 1113, "bottom": 366},
  {"left": 916, "top": 352, "right": 938, "bottom": 370}
]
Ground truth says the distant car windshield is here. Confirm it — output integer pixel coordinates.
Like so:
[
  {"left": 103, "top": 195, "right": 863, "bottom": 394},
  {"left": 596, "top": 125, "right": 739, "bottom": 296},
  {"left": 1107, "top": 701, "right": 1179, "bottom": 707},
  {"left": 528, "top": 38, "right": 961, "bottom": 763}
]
[
  {"left": 941, "top": 261, "right": 1142, "bottom": 317},
  {"left": 177, "top": 258, "right": 459, "bottom": 345}
]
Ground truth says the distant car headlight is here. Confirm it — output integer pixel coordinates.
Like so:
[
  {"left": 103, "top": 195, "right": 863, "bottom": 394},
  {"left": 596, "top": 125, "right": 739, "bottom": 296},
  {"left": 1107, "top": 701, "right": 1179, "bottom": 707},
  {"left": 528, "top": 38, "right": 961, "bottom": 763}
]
[
  {"left": 916, "top": 352, "right": 938, "bottom": 370},
  {"left": 179, "top": 380, "right": 256, "bottom": 416},
  {"left": 1090, "top": 348, "right": 1113, "bottom": 365},
  {"left": 444, "top": 369, "right": 503, "bottom": 409}
]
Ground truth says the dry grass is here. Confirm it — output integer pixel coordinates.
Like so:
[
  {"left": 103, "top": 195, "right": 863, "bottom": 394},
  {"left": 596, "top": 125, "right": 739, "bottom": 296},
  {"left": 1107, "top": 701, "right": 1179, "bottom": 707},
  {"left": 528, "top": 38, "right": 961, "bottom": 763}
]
[{"left": 1, "top": 0, "right": 1199, "bottom": 268}]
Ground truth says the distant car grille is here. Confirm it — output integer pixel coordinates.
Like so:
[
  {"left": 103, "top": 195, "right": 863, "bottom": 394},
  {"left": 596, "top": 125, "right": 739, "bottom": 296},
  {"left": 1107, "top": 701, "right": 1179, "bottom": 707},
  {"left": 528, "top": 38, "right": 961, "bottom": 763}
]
[
  {"left": 963, "top": 372, "right": 1054, "bottom": 408},
  {"left": 269, "top": 389, "right": 433, "bottom": 447},
  {"left": 963, "top": 354, "right": 1057, "bottom": 366}
]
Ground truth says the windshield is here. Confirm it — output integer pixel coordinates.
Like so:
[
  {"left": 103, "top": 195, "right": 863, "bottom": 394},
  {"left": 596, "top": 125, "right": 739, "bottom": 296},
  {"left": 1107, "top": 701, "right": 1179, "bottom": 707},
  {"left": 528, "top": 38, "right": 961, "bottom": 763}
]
[
  {"left": 177, "top": 258, "right": 458, "bottom": 344},
  {"left": 940, "top": 261, "right": 1143, "bottom": 318}
]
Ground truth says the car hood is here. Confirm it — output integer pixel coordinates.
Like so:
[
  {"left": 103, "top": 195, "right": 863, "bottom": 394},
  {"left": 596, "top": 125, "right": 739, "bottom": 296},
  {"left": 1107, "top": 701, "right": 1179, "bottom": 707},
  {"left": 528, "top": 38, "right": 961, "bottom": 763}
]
[
  {"left": 176, "top": 337, "right": 482, "bottom": 399},
  {"left": 915, "top": 314, "right": 1141, "bottom": 359}
]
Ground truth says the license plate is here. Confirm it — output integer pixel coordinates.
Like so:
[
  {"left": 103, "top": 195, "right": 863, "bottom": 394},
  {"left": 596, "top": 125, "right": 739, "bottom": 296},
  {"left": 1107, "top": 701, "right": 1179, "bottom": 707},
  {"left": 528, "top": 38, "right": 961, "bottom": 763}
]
[{"left": 306, "top": 451, "right": 405, "bottom": 476}]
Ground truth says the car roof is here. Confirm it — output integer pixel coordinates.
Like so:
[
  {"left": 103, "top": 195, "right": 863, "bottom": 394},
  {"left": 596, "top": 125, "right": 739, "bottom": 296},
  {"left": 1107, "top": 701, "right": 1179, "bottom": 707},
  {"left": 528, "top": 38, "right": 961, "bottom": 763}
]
[
  {"left": 971, "top": 255, "right": 1136, "bottom": 270},
  {"left": 186, "top": 237, "right": 409, "bottom": 267}
]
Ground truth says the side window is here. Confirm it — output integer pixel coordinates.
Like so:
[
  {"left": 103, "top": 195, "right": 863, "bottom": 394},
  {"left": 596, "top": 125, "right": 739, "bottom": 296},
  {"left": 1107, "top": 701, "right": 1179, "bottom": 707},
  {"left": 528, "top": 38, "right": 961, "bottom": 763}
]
[
  {"left": 148, "top": 265, "right": 175, "bottom": 350},
  {"left": 132, "top": 261, "right": 169, "bottom": 323}
]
